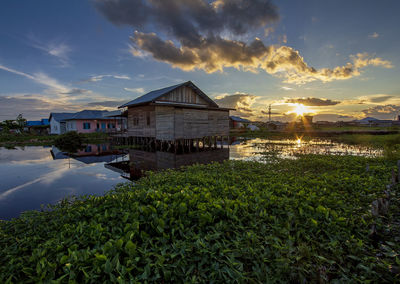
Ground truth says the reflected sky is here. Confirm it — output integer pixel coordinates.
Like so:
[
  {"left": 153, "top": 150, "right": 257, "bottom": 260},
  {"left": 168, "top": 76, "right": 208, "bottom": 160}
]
[
  {"left": 229, "top": 137, "right": 382, "bottom": 162},
  {"left": 0, "top": 146, "right": 128, "bottom": 220},
  {"left": 0, "top": 138, "right": 382, "bottom": 220}
]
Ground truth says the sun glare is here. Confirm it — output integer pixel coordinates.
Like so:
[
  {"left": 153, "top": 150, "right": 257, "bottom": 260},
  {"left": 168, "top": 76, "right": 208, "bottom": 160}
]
[{"left": 293, "top": 104, "right": 308, "bottom": 116}]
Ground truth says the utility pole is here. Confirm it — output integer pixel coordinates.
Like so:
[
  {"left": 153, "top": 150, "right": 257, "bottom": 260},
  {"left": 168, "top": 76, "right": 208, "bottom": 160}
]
[
  {"left": 267, "top": 104, "right": 279, "bottom": 122},
  {"left": 268, "top": 104, "right": 272, "bottom": 122}
]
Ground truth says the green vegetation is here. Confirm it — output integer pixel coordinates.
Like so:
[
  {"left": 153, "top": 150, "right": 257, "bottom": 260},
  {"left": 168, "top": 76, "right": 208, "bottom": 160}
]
[
  {"left": 0, "top": 132, "right": 109, "bottom": 147},
  {"left": 54, "top": 131, "right": 110, "bottom": 153},
  {"left": 0, "top": 114, "right": 26, "bottom": 133},
  {"left": 1, "top": 156, "right": 399, "bottom": 282},
  {"left": 0, "top": 133, "right": 56, "bottom": 146},
  {"left": 54, "top": 132, "right": 86, "bottom": 153}
]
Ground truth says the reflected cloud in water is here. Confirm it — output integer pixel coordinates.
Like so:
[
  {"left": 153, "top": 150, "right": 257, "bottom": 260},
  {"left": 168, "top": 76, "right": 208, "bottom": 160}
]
[{"left": 0, "top": 138, "right": 382, "bottom": 219}]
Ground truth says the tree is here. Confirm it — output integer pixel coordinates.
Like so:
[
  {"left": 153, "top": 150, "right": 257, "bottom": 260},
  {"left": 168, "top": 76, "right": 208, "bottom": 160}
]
[{"left": 16, "top": 114, "right": 26, "bottom": 130}]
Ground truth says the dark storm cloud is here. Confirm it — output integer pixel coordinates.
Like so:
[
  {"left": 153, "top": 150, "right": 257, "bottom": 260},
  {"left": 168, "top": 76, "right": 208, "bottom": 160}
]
[
  {"left": 94, "top": 0, "right": 279, "bottom": 45},
  {"left": 285, "top": 97, "right": 341, "bottom": 106},
  {"left": 94, "top": 0, "right": 393, "bottom": 84}
]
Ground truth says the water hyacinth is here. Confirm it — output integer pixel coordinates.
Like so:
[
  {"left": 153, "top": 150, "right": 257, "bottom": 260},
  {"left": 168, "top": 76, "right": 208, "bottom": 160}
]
[{"left": 0, "top": 155, "right": 399, "bottom": 282}]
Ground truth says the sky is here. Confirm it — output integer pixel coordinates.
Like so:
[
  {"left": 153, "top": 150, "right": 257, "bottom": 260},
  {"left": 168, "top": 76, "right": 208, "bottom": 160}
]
[{"left": 0, "top": 0, "right": 399, "bottom": 122}]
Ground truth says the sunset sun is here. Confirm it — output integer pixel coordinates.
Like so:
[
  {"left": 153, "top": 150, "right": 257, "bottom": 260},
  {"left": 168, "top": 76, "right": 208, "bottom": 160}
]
[{"left": 293, "top": 104, "right": 308, "bottom": 116}]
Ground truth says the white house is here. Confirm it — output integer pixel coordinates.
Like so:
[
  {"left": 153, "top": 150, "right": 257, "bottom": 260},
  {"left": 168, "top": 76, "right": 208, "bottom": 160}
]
[{"left": 49, "top": 113, "right": 75, "bottom": 135}]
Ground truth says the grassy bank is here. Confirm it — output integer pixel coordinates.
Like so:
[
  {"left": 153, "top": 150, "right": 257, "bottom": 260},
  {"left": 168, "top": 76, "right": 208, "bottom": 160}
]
[
  {"left": 1, "top": 156, "right": 399, "bottom": 282},
  {"left": 0, "top": 132, "right": 109, "bottom": 147}
]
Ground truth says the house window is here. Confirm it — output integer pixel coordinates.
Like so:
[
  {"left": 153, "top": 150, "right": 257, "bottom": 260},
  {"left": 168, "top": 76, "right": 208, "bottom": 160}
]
[
  {"left": 132, "top": 116, "right": 139, "bottom": 126},
  {"left": 108, "top": 123, "right": 115, "bottom": 129},
  {"left": 146, "top": 112, "right": 150, "bottom": 126},
  {"left": 85, "top": 145, "right": 92, "bottom": 152},
  {"left": 83, "top": 122, "right": 91, "bottom": 129}
]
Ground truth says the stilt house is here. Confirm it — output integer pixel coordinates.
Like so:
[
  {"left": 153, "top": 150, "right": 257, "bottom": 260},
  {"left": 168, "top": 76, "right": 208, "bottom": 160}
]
[{"left": 119, "top": 81, "right": 231, "bottom": 145}]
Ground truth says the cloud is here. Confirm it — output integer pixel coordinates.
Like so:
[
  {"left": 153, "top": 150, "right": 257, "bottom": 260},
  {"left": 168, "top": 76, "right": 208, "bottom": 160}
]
[
  {"left": 281, "top": 86, "right": 294, "bottom": 91},
  {"left": 368, "top": 32, "right": 379, "bottom": 39},
  {"left": 214, "top": 93, "right": 258, "bottom": 117},
  {"left": 0, "top": 64, "right": 70, "bottom": 93},
  {"left": 362, "top": 104, "right": 400, "bottom": 119},
  {"left": 0, "top": 64, "right": 124, "bottom": 119},
  {"left": 0, "top": 95, "right": 81, "bottom": 120},
  {"left": 94, "top": 0, "right": 393, "bottom": 85},
  {"left": 313, "top": 113, "right": 356, "bottom": 122},
  {"left": 80, "top": 74, "right": 131, "bottom": 83},
  {"left": 0, "top": 63, "right": 93, "bottom": 97},
  {"left": 124, "top": 87, "right": 145, "bottom": 93},
  {"left": 285, "top": 97, "right": 341, "bottom": 106},
  {"left": 94, "top": 0, "right": 279, "bottom": 42},
  {"left": 86, "top": 100, "right": 127, "bottom": 108},
  {"left": 27, "top": 34, "right": 71, "bottom": 67},
  {"left": 60, "top": 88, "right": 92, "bottom": 95},
  {"left": 357, "top": 94, "right": 395, "bottom": 104}
]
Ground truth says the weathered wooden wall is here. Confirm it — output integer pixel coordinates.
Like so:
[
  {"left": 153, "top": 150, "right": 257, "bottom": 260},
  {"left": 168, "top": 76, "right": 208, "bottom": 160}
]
[
  {"left": 153, "top": 107, "right": 229, "bottom": 140},
  {"left": 127, "top": 106, "right": 156, "bottom": 137},
  {"left": 127, "top": 105, "right": 229, "bottom": 140},
  {"left": 155, "top": 106, "right": 175, "bottom": 140},
  {"left": 126, "top": 84, "right": 229, "bottom": 140},
  {"left": 158, "top": 86, "right": 208, "bottom": 105}
]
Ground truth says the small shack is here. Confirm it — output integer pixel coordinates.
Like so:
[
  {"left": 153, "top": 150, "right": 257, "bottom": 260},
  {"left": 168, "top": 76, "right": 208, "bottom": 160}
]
[{"left": 118, "top": 81, "right": 232, "bottom": 151}]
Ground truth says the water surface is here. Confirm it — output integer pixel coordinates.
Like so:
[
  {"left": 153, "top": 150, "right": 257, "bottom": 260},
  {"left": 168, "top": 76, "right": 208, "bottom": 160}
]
[{"left": 0, "top": 138, "right": 381, "bottom": 220}]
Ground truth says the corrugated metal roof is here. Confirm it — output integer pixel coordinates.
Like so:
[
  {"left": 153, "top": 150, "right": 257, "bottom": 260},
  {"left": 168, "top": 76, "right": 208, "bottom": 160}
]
[
  {"left": 41, "top": 119, "right": 49, "bottom": 125},
  {"left": 230, "top": 116, "right": 251, "bottom": 123},
  {"left": 49, "top": 113, "right": 75, "bottom": 122},
  {"left": 68, "top": 110, "right": 109, "bottom": 120},
  {"left": 26, "top": 121, "right": 42, "bottom": 126},
  {"left": 119, "top": 81, "right": 219, "bottom": 108},
  {"left": 119, "top": 82, "right": 186, "bottom": 108}
]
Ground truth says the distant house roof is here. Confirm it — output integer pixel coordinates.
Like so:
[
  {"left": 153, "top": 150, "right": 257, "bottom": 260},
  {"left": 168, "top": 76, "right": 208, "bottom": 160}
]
[
  {"left": 26, "top": 119, "right": 50, "bottom": 127},
  {"left": 26, "top": 121, "right": 42, "bottom": 127},
  {"left": 67, "top": 110, "right": 109, "bottom": 120},
  {"left": 41, "top": 119, "right": 49, "bottom": 125},
  {"left": 357, "top": 117, "right": 379, "bottom": 123},
  {"left": 49, "top": 112, "right": 75, "bottom": 122},
  {"left": 119, "top": 81, "right": 220, "bottom": 108},
  {"left": 230, "top": 116, "right": 251, "bottom": 123}
]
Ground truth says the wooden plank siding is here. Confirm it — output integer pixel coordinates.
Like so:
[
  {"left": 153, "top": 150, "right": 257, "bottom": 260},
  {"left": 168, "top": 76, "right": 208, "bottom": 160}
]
[
  {"left": 155, "top": 106, "right": 175, "bottom": 140},
  {"left": 127, "top": 106, "right": 156, "bottom": 137},
  {"left": 158, "top": 86, "right": 208, "bottom": 105},
  {"left": 125, "top": 85, "right": 230, "bottom": 141}
]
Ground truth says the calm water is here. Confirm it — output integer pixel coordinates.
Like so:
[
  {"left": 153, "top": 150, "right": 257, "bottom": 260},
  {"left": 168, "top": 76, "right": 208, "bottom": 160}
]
[{"left": 0, "top": 138, "right": 381, "bottom": 220}]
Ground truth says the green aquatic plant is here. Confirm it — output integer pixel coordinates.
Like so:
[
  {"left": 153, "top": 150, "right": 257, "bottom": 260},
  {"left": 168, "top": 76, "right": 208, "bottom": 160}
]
[{"left": 0, "top": 156, "right": 399, "bottom": 282}]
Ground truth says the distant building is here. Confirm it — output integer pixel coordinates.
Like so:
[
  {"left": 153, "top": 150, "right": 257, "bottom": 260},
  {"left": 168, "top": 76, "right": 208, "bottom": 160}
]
[
  {"left": 355, "top": 117, "right": 400, "bottom": 127},
  {"left": 49, "top": 110, "right": 126, "bottom": 135},
  {"left": 26, "top": 118, "right": 50, "bottom": 134},
  {"left": 49, "top": 113, "right": 75, "bottom": 134},
  {"left": 264, "top": 121, "right": 287, "bottom": 130},
  {"left": 302, "top": 115, "right": 313, "bottom": 125},
  {"left": 229, "top": 116, "right": 251, "bottom": 129}
]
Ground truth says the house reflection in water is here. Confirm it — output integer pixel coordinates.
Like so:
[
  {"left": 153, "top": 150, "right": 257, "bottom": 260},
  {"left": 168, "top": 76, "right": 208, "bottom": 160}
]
[
  {"left": 105, "top": 148, "right": 229, "bottom": 180},
  {"left": 50, "top": 144, "right": 127, "bottom": 164}
]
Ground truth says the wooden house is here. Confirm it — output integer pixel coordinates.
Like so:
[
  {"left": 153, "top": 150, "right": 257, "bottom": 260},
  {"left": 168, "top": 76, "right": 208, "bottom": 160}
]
[{"left": 118, "top": 81, "right": 232, "bottom": 150}]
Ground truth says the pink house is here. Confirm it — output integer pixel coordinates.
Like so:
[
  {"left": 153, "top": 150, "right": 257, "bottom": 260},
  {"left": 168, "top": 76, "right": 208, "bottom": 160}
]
[{"left": 64, "top": 110, "right": 127, "bottom": 134}]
